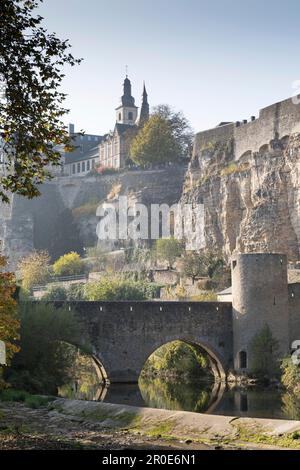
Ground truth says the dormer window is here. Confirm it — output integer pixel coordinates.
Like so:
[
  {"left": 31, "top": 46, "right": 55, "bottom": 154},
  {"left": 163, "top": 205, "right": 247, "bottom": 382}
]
[
  {"left": 119, "top": 113, "right": 121, "bottom": 121},
  {"left": 128, "top": 112, "right": 133, "bottom": 120}
]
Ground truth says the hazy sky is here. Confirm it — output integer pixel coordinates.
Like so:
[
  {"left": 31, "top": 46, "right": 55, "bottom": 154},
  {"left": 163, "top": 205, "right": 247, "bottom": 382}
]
[{"left": 38, "top": 0, "right": 300, "bottom": 135}]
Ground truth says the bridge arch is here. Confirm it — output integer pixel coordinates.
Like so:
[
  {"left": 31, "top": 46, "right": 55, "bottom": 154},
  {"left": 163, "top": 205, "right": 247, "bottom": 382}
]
[{"left": 137, "top": 337, "right": 227, "bottom": 383}]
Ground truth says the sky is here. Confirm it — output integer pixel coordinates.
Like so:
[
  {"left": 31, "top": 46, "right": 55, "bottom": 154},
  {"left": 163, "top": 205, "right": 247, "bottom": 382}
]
[{"left": 38, "top": 0, "right": 300, "bottom": 135}]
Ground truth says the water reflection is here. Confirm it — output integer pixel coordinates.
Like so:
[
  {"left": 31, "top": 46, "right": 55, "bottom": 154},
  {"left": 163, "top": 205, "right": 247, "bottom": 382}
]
[
  {"left": 58, "top": 376, "right": 300, "bottom": 420},
  {"left": 139, "top": 377, "right": 215, "bottom": 413}
]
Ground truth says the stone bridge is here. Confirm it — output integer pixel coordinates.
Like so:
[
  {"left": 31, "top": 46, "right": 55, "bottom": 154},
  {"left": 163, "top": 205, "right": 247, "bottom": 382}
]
[
  {"left": 61, "top": 301, "right": 233, "bottom": 383},
  {"left": 48, "top": 254, "right": 299, "bottom": 383}
]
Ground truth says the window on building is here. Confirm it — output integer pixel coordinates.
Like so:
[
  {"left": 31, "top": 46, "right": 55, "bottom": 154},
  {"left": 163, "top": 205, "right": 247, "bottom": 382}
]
[
  {"left": 119, "top": 113, "right": 121, "bottom": 121},
  {"left": 72, "top": 164, "right": 76, "bottom": 174},
  {"left": 88, "top": 136, "right": 91, "bottom": 141},
  {"left": 128, "top": 112, "right": 133, "bottom": 120},
  {"left": 239, "top": 351, "right": 247, "bottom": 369},
  {"left": 82, "top": 161, "right": 85, "bottom": 172},
  {"left": 87, "top": 160, "right": 90, "bottom": 171},
  {"left": 77, "top": 163, "right": 80, "bottom": 173},
  {"left": 92, "top": 159, "right": 95, "bottom": 168}
]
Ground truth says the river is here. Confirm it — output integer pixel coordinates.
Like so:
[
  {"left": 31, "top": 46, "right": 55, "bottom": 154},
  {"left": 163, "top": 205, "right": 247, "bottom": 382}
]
[{"left": 58, "top": 377, "right": 300, "bottom": 420}]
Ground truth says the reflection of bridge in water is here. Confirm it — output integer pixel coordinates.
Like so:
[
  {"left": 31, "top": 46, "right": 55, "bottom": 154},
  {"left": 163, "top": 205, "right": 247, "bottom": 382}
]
[{"left": 90, "top": 380, "right": 226, "bottom": 415}]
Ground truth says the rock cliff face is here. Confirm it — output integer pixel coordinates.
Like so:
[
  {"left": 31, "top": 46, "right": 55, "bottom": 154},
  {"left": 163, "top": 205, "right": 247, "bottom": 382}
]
[
  {"left": 1, "top": 167, "right": 186, "bottom": 269},
  {"left": 182, "top": 133, "right": 300, "bottom": 260},
  {"left": 2, "top": 130, "right": 300, "bottom": 268}
]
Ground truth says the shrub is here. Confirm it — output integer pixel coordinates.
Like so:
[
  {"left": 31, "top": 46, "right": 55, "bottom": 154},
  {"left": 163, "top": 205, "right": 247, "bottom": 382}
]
[
  {"left": 142, "top": 340, "right": 210, "bottom": 378},
  {"left": 6, "top": 303, "right": 83, "bottom": 394},
  {"left": 18, "top": 251, "right": 51, "bottom": 291},
  {"left": 53, "top": 252, "right": 83, "bottom": 277},
  {"left": 0, "top": 389, "right": 54, "bottom": 408},
  {"left": 190, "top": 291, "right": 217, "bottom": 301},
  {"left": 42, "top": 286, "right": 68, "bottom": 301},
  {"left": 85, "top": 276, "right": 148, "bottom": 301},
  {"left": 154, "top": 238, "right": 183, "bottom": 269},
  {"left": 281, "top": 358, "right": 300, "bottom": 396},
  {"left": 250, "top": 324, "right": 280, "bottom": 378},
  {"left": 66, "top": 283, "right": 85, "bottom": 301}
]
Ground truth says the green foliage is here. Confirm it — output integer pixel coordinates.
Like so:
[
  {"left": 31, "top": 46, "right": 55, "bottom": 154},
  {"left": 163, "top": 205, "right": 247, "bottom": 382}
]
[
  {"left": 0, "top": 388, "right": 28, "bottom": 402},
  {"left": 84, "top": 275, "right": 149, "bottom": 301},
  {"left": 0, "top": 0, "right": 81, "bottom": 202},
  {"left": 18, "top": 251, "right": 51, "bottom": 291},
  {"left": 6, "top": 303, "right": 82, "bottom": 394},
  {"left": 154, "top": 237, "right": 183, "bottom": 269},
  {"left": 66, "top": 283, "right": 85, "bottom": 301},
  {"left": 250, "top": 324, "right": 280, "bottom": 378},
  {"left": 142, "top": 341, "right": 210, "bottom": 378},
  {"left": 189, "top": 291, "right": 218, "bottom": 301},
  {"left": 181, "top": 251, "right": 206, "bottom": 282},
  {"left": 130, "top": 115, "right": 181, "bottom": 167},
  {"left": 42, "top": 285, "right": 68, "bottom": 301},
  {"left": 139, "top": 377, "right": 212, "bottom": 414},
  {"left": 152, "top": 104, "right": 194, "bottom": 158},
  {"left": 281, "top": 358, "right": 300, "bottom": 396},
  {"left": 53, "top": 252, "right": 83, "bottom": 277},
  {"left": 0, "top": 388, "right": 54, "bottom": 408},
  {"left": 203, "top": 250, "right": 225, "bottom": 279}
]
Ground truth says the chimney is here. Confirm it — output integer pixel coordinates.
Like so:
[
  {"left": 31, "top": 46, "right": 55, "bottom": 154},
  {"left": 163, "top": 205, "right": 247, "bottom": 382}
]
[
  {"left": 68, "top": 123, "right": 75, "bottom": 135},
  {"left": 251, "top": 116, "right": 256, "bottom": 121},
  {"left": 243, "top": 119, "right": 247, "bottom": 124}
]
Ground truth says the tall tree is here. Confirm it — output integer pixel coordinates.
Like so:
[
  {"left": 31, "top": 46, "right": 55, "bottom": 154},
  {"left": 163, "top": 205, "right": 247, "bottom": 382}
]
[
  {"left": 18, "top": 250, "right": 51, "bottom": 291},
  {"left": 181, "top": 251, "right": 206, "bottom": 284},
  {"left": 154, "top": 237, "right": 183, "bottom": 269},
  {"left": 0, "top": 0, "right": 81, "bottom": 202},
  {"left": 130, "top": 115, "right": 181, "bottom": 167},
  {"left": 152, "top": 104, "right": 194, "bottom": 159}
]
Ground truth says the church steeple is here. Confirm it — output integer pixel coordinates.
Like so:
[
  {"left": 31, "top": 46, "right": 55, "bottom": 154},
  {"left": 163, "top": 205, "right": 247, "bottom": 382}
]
[
  {"left": 116, "top": 75, "right": 138, "bottom": 125},
  {"left": 139, "top": 82, "right": 150, "bottom": 126},
  {"left": 121, "top": 76, "right": 135, "bottom": 107}
]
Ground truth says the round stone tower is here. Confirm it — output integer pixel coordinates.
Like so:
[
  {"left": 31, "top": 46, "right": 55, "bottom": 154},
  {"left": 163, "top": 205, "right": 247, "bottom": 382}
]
[{"left": 231, "top": 253, "right": 289, "bottom": 372}]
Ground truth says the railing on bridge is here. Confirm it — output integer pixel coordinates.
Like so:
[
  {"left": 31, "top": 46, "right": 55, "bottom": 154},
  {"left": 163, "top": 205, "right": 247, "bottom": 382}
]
[{"left": 32, "top": 273, "right": 87, "bottom": 292}]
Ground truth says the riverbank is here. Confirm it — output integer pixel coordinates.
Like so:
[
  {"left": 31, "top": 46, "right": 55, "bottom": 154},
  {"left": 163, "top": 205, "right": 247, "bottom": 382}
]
[
  {"left": 0, "top": 401, "right": 212, "bottom": 450},
  {"left": 1, "top": 398, "right": 300, "bottom": 450}
]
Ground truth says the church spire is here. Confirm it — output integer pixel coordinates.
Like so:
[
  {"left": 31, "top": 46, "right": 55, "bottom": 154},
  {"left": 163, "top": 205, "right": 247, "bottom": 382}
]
[
  {"left": 121, "top": 76, "right": 135, "bottom": 107},
  {"left": 139, "top": 82, "right": 150, "bottom": 126},
  {"left": 116, "top": 75, "right": 138, "bottom": 125}
]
